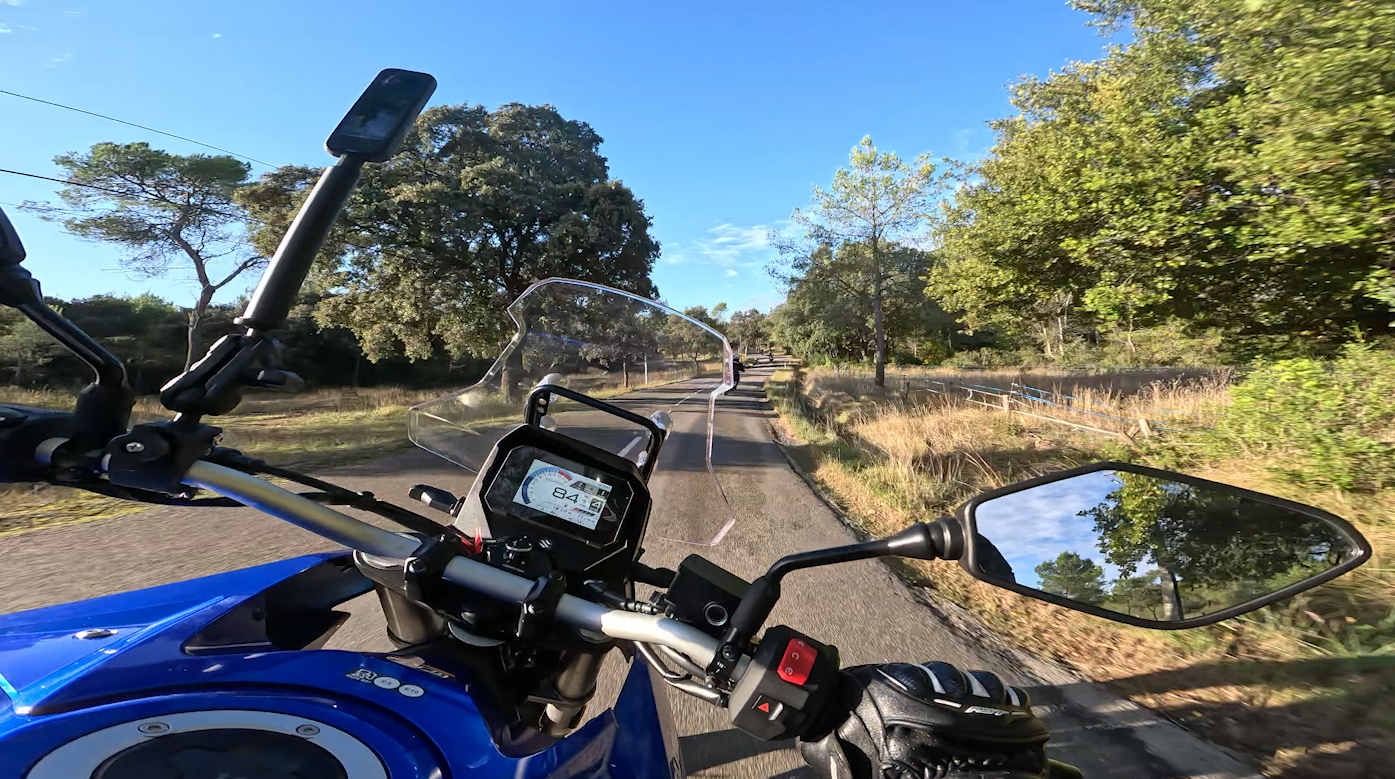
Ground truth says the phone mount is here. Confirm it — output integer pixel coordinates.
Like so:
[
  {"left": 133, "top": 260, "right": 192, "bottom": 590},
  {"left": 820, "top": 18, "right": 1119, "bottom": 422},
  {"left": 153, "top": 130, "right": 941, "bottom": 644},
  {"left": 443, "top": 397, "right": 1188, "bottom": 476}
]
[{"left": 167, "top": 69, "right": 435, "bottom": 421}]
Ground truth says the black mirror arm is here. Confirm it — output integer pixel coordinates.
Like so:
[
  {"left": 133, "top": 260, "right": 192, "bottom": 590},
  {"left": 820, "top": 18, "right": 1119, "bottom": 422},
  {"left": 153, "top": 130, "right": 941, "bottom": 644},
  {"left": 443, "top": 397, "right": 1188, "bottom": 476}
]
[
  {"left": 706, "top": 518, "right": 964, "bottom": 681},
  {"left": 0, "top": 264, "right": 133, "bottom": 451}
]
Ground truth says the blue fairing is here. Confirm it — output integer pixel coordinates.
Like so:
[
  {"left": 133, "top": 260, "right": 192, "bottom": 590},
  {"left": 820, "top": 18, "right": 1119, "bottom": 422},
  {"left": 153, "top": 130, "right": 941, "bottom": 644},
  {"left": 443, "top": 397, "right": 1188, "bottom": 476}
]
[{"left": 0, "top": 552, "right": 681, "bottom": 779}]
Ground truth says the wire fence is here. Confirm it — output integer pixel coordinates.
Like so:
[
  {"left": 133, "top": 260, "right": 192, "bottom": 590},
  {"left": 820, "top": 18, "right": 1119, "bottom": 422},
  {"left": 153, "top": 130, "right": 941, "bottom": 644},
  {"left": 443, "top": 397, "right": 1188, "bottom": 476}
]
[{"left": 812, "top": 365, "right": 1225, "bottom": 443}]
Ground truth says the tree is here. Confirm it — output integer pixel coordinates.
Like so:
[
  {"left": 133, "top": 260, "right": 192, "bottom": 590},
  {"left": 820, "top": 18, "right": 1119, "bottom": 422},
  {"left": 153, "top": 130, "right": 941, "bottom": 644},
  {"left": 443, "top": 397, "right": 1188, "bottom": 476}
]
[
  {"left": 239, "top": 103, "right": 660, "bottom": 367},
  {"left": 1109, "top": 574, "right": 1166, "bottom": 620},
  {"left": 1080, "top": 471, "right": 1350, "bottom": 619},
  {"left": 772, "top": 240, "right": 955, "bottom": 366},
  {"left": 23, "top": 142, "right": 262, "bottom": 369},
  {"left": 774, "top": 138, "right": 952, "bottom": 386},
  {"left": 930, "top": 0, "right": 1395, "bottom": 358},
  {"left": 727, "top": 308, "right": 770, "bottom": 353},
  {"left": 1034, "top": 552, "right": 1109, "bottom": 605},
  {"left": 0, "top": 307, "right": 64, "bottom": 384}
]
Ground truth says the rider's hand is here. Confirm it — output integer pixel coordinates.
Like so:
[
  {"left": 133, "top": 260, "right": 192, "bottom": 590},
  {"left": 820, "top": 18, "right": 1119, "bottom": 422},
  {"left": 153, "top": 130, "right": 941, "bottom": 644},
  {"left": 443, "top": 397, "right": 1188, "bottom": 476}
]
[{"left": 798, "top": 661, "right": 1050, "bottom": 779}]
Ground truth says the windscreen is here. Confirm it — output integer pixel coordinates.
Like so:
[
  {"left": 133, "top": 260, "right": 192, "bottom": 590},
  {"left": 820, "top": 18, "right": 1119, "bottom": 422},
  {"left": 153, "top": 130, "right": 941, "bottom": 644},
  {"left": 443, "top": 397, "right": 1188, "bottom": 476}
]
[{"left": 409, "top": 279, "right": 736, "bottom": 545}]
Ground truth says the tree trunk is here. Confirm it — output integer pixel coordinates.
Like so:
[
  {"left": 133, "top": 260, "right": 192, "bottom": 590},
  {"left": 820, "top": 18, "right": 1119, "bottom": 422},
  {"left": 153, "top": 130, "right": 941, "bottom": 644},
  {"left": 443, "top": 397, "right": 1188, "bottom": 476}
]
[
  {"left": 502, "top": 347, "right": 526, "bottom": 403},
  {"left": 184, "top": 287, "right": 216, "bottom": 371},
  {"left": 872, "top": 239, "right": 886, "bottom": 388},
  {"left": 622, "top": 360, "right": 630, "bottom": 389},
  {"left": 1158, "top": 566, "right": 1184, "bottom": 621}
]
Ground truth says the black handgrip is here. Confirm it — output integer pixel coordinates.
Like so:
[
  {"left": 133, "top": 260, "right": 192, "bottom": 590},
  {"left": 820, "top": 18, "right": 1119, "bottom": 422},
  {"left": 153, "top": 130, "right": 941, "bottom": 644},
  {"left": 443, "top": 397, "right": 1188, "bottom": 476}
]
[
  {"left": 409, "top": 483, "right": 459, "bottom": 515},
  {"left": 1048, "top": 759, "right": 1085, "bottom": 779}
]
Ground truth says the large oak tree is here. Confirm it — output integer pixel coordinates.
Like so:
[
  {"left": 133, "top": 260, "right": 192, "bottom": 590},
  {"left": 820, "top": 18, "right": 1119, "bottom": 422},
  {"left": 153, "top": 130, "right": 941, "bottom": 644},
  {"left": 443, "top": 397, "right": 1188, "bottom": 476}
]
[{"left": 239, "top": 103, "right": 660, "bottom": 364}]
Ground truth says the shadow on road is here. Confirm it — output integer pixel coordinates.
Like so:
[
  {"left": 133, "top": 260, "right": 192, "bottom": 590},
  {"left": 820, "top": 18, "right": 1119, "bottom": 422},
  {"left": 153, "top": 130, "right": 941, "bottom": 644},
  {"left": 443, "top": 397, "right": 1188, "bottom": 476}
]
[
  {"left": 680, "top": 729, "right": 812, "bottom": 778},
  {"left": 1096, "top": 655, "right": 1395, "bottom": 779}
]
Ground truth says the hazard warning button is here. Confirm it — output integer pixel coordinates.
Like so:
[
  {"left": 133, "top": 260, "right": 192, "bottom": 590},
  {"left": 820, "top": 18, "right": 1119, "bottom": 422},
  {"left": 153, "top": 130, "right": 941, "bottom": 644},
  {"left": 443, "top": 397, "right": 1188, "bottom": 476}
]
[{"left": 751, "top": 694, "right": 782, "bottom": 720}]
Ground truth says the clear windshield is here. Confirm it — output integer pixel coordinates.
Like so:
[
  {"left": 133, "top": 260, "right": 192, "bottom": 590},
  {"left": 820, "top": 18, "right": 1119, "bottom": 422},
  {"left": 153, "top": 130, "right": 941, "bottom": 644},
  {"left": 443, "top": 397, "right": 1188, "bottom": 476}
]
[{"left": 409, "top": 279, "right": 736, "bottom": 545}]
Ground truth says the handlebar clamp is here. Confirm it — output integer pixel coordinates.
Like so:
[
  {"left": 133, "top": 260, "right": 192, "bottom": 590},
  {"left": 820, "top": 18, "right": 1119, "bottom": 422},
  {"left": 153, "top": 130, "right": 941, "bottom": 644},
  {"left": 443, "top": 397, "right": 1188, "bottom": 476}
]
[
  {"left": 106, "top": 421, "right": 221, "bottom": 496},
  {"left": 403, "top": 533, "right": 467, "bottom": 605}
]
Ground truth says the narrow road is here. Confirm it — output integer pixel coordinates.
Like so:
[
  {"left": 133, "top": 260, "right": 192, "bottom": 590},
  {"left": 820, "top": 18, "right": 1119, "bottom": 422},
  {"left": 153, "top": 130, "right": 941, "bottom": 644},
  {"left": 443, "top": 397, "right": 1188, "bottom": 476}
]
[{"left": 0, "top": 366, "right": 1252, "bottom": 778}]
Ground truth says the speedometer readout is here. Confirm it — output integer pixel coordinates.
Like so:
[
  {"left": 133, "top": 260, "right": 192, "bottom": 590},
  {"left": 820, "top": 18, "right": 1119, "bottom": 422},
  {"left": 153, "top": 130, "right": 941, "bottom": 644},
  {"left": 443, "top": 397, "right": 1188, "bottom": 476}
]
[{"left": 511, "top": 459, "right": 612, "bottom": 530}]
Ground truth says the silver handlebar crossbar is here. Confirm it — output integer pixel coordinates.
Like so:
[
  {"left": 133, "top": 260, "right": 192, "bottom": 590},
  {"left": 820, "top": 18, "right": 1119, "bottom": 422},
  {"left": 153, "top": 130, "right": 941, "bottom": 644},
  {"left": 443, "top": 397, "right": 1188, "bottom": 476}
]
[{"left": 182, "top": 460, "right": 723, "bottom": 667}]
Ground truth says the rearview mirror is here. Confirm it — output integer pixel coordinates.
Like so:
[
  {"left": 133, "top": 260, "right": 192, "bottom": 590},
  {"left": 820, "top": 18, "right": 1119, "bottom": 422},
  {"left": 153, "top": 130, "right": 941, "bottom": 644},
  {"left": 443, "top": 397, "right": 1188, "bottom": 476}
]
[{"left": 958, "top": 462, "right": 1370, "bottom": 629}]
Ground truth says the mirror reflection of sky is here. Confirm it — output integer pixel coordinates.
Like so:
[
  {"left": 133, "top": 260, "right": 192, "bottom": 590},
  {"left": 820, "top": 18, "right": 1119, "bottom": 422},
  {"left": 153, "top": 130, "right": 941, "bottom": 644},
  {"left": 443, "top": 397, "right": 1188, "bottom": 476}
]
[{"left": 975, "top": 471, "right": 1149, "bottom": 589}]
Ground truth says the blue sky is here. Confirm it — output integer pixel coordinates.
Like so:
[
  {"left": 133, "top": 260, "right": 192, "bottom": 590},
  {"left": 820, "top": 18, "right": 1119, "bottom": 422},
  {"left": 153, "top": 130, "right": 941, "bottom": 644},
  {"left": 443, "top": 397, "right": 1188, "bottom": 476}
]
[
  {"left": 974, "top": 470, "right": 1134, "bottom": 591},
  {"left": 0, "top": 0, "right": 1117, "bottom": 317}
]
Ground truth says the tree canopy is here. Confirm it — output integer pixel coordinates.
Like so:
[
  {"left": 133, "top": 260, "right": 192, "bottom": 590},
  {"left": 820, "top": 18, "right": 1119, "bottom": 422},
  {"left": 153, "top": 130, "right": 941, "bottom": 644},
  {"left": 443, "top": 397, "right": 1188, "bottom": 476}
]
[
  {"left": 22, "top": 142, "right": 262, "bottom": 369},
  {"left": 773, "top": 138, "right": 953, "bottom": 383},
  {"left": 928, "top": 0, "right": 1395, "bottom": 359},
  {"left": 239, "top": 103, "right": 661, "bottom": 363},
  {"left": 1034, "top": 551, "right": 1109, "bottom": 605}
]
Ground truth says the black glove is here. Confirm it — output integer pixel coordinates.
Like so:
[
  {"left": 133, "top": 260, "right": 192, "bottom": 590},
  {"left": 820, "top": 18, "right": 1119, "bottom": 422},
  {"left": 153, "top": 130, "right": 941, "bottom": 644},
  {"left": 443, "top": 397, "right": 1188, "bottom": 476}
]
[{"left": 799, "top": 661, "right": 1050, "bottom": 779}]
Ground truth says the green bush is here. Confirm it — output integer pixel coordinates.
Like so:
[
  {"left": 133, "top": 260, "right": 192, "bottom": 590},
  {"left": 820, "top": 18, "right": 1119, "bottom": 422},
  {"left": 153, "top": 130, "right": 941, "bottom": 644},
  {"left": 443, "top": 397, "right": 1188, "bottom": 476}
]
[
  {"left": 1097, "top": 321, "right": 1227, "bottom": 368},
  {"left": 1208, "top": 345, "right": 1395, "bottom": 491}
]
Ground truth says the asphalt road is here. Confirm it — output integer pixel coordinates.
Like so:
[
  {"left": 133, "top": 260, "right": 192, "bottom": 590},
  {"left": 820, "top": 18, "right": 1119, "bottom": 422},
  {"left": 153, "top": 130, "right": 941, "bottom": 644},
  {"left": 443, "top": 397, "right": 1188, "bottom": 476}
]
[{"left": 0, "top": 366, "right": 1249, "bottom": 778}]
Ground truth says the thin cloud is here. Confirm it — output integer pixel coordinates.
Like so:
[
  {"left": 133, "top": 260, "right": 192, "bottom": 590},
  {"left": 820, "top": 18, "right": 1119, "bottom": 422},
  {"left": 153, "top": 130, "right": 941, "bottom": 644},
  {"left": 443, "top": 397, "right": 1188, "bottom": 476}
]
[
  {"left": 0, "top": 0, "right": 24, "bottom": 6},
  {"left": 662, "top": 222, "right": 780, "bottom": 269},
  {"left": 0, "top": 23, "right": 10, "bottom": 33},
  {"left": 725, "top": 269, "right": 738, "bottom": 277},
  {"left": 46, "top": 52, "right": 72, "bottom": 67},
  {"left": 212, "top": 32, "right": 222, "bottom": 38}
]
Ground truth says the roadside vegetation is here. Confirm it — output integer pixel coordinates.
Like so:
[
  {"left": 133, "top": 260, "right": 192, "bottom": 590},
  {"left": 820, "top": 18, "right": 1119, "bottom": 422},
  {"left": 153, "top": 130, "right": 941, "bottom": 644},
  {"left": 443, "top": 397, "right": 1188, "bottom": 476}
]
[
  {"left": 767, "top": 358, "right": 1394, "bottom": 778},
  {"left": 0, "top": 386, "right": 435, "bottom": 536},
  {"left": 0, "top": 360, "right": 721, "bottom": 536}
]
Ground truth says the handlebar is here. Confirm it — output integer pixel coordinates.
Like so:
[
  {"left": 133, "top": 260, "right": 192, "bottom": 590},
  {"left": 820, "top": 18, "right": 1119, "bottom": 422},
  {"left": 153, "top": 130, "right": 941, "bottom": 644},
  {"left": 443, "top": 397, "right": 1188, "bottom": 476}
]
[
  {"left": 22, "top": 422, "right": 728, "bottom": 671},
  {"left": 183, "top": 459, "right": 724, "bottom": 666}
]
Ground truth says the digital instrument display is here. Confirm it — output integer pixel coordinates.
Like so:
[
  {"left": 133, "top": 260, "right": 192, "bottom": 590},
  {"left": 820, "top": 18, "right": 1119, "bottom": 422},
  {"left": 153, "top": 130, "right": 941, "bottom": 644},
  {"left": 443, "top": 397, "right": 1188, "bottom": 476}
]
[
  {"left": 511, "top": 459, "right": 612, "bottom": 530},
  {"left": 483, "top": 444, "right": 635, "bottom": 548}
]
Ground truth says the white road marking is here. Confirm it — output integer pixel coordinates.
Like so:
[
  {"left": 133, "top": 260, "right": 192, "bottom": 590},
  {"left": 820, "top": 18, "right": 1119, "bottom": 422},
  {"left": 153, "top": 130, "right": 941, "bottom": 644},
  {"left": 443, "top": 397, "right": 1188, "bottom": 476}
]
[{"left": 618, "top": 434, "right": 646, "bottom": 458}]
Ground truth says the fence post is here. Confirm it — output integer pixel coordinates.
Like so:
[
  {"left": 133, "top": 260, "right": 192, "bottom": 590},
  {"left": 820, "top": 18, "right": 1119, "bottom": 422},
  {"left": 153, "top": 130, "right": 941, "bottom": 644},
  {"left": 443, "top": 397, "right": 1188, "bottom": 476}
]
[
  {"left": 1002, "top": 393, "right": 1011, "bottom": 413},
  {"left": 1137, "top": 417, "right": 1153, "bottom": 438}
]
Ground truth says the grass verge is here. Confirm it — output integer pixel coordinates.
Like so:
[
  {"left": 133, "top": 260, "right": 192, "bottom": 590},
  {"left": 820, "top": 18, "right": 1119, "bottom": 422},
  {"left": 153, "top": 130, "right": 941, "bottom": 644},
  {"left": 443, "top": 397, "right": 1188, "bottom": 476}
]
[
  {"left": 766, "top": 365, "right": 1394, "bottom": 779},
  {"left": 0, "top": 386, "right": 440, "bottom": 536},
  {"left": 0, "top": 368, "right": 718, "bottom": 536}
]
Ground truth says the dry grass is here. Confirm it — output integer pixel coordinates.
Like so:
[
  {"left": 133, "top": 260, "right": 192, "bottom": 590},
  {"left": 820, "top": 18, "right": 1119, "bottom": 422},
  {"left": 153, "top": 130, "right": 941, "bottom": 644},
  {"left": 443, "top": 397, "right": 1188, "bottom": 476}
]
[
  {"left": 768, "top": 365, "right": 1395, "bottom": 777},
  {"left": 0, "top": 366, "right": 717, "bottom": 536},
  {"left": 0, "top": 386, "right": 446, "bottom": 535}
]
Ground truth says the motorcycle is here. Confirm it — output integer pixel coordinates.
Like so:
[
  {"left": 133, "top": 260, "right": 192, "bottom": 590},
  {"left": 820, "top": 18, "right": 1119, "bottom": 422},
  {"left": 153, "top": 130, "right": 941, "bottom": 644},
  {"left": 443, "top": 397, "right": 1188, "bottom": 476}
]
[{"left": 0, "top": 70, "right": 1371, "bottom": 779}]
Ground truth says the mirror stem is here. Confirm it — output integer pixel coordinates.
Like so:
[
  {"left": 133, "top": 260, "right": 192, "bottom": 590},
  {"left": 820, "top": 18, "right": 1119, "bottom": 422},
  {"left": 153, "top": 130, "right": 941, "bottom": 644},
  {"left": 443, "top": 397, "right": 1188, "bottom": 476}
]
[
  {"left": 709, "top": 518, "right": 964, "bottom": 679},
  {"left": 0, "top": 265, "right": 133, "bottom": 449}
]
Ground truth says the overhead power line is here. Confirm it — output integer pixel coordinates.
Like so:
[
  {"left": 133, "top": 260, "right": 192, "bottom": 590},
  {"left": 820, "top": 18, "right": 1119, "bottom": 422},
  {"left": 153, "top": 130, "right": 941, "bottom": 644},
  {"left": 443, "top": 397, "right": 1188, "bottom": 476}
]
[
  {"left": 1, "top": 166, "right": 134, "bottom": 197},
  {"left": 0, "top": 166, "right": 269, "bottom": 226},
  {"left": 0, "top": 88, "right": 277, "bottom": 168}
]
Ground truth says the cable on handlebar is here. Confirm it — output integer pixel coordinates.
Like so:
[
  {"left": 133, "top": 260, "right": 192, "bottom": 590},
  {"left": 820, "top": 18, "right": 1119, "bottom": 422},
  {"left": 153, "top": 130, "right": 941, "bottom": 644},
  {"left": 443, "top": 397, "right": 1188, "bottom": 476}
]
[{"left": 208, "top": 449, "right": 461, "bottom": 539}]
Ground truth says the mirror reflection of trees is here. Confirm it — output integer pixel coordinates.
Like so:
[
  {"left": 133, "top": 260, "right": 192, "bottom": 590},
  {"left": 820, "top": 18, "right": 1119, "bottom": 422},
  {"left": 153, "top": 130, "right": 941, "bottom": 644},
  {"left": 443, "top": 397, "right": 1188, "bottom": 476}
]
[
  {"left": 1081, "top": 472, "right": 1352, "bottom": 621},
  {"left": 1034, "top": 552, "right": 1108, "bottom": 605},
  {"left": 973, "top": 469, "right": 1357, "bottom": 623}
]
